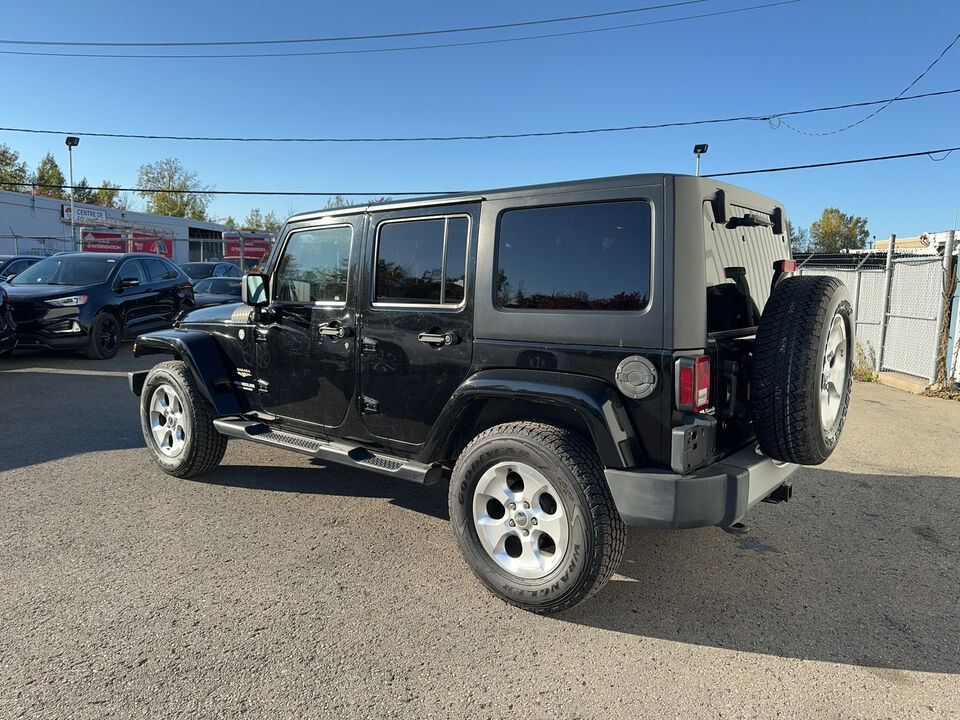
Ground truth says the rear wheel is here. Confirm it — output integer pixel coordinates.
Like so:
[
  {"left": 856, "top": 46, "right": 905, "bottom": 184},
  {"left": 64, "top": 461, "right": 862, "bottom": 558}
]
[
  {"left": 85, "top": 312, "right": 121, "bottom": 360},
  {"left": 752, "top": 275, "right": 854, "bottom": 465},
  {"left": 449, "top": 421, "right": 625, "bottom": 613},
  {"left": 140, "top": 360, "right": 227, "bottom": 478}
]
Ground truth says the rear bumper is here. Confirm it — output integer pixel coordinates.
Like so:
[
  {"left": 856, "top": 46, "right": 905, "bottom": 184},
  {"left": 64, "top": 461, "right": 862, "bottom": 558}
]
[{"left": 604, "top": 443, "right": 798, "bottom": 529}]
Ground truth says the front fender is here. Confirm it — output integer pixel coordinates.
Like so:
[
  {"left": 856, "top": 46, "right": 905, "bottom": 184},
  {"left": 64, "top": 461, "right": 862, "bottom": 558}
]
[
  {"left": 419, "top": 369, "right": 641, "bottom": 469},
  {"left": 131, "top": 329, "right": 243, "bottom": 416}
]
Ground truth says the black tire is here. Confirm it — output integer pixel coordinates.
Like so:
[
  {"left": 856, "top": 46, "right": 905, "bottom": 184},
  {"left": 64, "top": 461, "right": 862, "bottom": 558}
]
[
  {"left": 449, "top": 421, "right": 625, "bottom": 613},
  {"left": 85, "top": 312, "right": 121, "bottom": 360},
  {"left": 752, "top": 275, "right": 854, "bottom": 465},
  {"left": 139, "top": 360, "right": 228, "bottom": 478}
]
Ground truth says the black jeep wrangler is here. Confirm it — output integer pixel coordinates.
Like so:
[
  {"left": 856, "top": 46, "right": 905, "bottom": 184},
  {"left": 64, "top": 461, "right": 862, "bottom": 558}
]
[{"left": 129, "top": 173, "right": 853, "bottom": 613}]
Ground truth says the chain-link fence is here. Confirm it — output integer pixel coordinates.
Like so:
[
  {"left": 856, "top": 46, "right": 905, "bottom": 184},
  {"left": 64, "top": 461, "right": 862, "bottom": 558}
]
[{"left": 798, "top": 249, "right": 957, "bottom": 383}]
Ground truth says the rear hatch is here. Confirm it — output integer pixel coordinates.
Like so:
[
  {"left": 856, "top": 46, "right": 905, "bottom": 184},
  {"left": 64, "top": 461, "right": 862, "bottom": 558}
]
[{"left": 703, "top": 194, "right": 792, "bottom": 458}]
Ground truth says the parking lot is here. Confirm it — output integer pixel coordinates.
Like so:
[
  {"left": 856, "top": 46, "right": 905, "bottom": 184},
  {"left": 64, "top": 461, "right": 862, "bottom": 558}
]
[{"left": 2, "top": 345, "right": 958, "bottom": 719}]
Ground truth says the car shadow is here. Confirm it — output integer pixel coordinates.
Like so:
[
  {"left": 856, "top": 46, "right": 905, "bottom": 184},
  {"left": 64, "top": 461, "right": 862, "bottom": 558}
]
[
  {"left": 194, "top": 460, "right": 450, "bottom": 521},
  {"left": 558, "top": 467, "right": 960, "bottom": 675}
]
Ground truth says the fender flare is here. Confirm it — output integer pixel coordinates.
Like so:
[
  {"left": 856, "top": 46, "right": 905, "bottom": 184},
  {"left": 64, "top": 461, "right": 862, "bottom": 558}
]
[
  {"left": 130, "top": 329, "right": 243, "bottom": 416},
  {"left": 418, "top": 369, "right": 642, "bottom": 469}
]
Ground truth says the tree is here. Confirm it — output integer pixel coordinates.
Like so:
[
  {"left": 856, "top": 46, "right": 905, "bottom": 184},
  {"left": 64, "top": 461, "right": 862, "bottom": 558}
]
[
  {"left": 34, "top": 153, "right": 65, "bottom": 198},
  {"left": 137, "top": 157, "right": 211, "bottom": 219},
  {"left": 72, "top": 177, "right": 98, "bottom": 204},
  {"left": 810, "top": 207, "right": 869, "bottom": 253},
  {"left": 241, "top": 208, "right": 264, "bottom": 229},
  {"left": 96, "top": 181, "right": 122, "bottom": 208},
  {"left": 785, "top": 219, "right": 811, "bottom": 252},
  {"left": 262, "top": 211, "right": 282, "bottom": 231},
  {"left": 221, "top": 215, "right": 238, "bottom": 228},
  {"left": 0, "top": 143, "right": 29, "bottom": 192}
]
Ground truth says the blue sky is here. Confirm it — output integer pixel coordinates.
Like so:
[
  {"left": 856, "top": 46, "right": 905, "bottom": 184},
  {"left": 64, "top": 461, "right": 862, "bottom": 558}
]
[{"left": 1, "top": 0, "right": 958, "bottom": 241}]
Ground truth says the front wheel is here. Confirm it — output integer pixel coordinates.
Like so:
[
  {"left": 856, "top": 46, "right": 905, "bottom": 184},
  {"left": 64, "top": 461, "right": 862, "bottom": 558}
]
[
  {"left": 139, "top": 360, "right": 227, "bottom": 478},
  {"left": 85, "top": 312, "right": 121, "bottom": 360},
  {"left": 449, "top": 422, "right": 625, "bottom": 613}
]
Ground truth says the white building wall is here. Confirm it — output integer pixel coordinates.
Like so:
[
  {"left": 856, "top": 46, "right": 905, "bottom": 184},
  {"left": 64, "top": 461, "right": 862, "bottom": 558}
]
[{"left": 0, "top": 189, "right": 227, "bottom": 263}]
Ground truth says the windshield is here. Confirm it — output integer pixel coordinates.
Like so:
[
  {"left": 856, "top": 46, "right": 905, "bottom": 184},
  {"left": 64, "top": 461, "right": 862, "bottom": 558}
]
[
  {"left": 180, "top": 263, "right": 216, "bottom": 280},
  {"left": 195, "top": 277, "right": 241, "bottom": 295},
  {"left": 10, "top": 256, "right": 116, "bottom": 286}
]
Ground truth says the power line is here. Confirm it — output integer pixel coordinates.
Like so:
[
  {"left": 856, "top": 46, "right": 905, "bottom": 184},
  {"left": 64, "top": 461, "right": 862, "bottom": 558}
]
[
  {"left": 710, "top": 146, "right": 959, "bottom": 177},
  {"left": 2, "top": 87, "right": 956, "bottom": 144},
  {"left": 2, "top": 145, "right": 957, "bottom": 197},
  {"left": 779, "top": 31, "right": 960, "bottom": 136},
  {"left": 0, "top": 1, "right": 711, "bottom": 47},
  {"left": 0, "top": 1, "right": 802, "bottom": 59}
]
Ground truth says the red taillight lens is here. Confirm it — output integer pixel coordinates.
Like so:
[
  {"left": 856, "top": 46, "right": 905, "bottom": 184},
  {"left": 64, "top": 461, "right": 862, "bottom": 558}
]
[
  {"left": 676, "top": 355, "right": 711, "bottom": 412},
  {"left": 678, "top": 364, "right": 693, "bottom": 407},
  {"left": 774, "top": 259, "right": 797, "bottom": 272}
]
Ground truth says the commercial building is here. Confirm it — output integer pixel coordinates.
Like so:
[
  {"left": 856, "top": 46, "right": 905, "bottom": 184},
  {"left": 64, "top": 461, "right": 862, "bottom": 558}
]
[{"left": 0, "top": 188, "right": 273, "bottom": 264}]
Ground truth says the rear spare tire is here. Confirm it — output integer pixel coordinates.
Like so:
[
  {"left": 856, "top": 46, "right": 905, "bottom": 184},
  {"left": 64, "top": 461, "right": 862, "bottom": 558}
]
[{"left": 752, "top": 275, "right": 853, "bottom": 465}]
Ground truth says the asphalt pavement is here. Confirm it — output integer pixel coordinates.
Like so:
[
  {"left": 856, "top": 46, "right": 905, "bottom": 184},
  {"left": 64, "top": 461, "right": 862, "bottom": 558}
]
[{"left": 1, "top": 345, "right": 958, "bottom": 719}]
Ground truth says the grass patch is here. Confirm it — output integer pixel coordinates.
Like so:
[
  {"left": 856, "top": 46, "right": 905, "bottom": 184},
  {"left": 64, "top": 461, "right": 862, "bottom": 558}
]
[{"left": 853, "top": 341, "right": 876, "bottom": 383}]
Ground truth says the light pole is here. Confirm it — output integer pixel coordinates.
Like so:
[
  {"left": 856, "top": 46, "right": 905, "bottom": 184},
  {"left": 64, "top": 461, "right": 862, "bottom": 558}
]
[
  {"left": 693, "top": 143, "right": 708, "bottom": 176},
  {"left": 65, "top": 136, "right": 80, "bottom": 251}
]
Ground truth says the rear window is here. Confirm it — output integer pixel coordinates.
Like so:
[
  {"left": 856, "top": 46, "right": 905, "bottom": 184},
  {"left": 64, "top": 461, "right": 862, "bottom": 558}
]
[
  {"left": 180, "top": 263, "right": 215, "bottom": 280},
  {"left": 495, "top": 200, "right": 651, "bottom": 311}
]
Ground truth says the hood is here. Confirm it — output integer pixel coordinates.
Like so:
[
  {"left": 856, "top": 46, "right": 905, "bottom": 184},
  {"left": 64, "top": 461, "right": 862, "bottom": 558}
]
[
  {"left": 193, "top": 293, "right": 242, "bottom": 308},
  {"left": 2, "top": 283, "right": 100, "bottom": 302},
  {"left": 180, "top": 301, "right": 247, "bottom": 325}
]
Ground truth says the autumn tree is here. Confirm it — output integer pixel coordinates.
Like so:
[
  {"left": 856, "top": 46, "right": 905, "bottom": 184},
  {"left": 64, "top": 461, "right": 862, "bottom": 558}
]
[
  {"left": 810, "top": 208, "right": 869, "bottom": 253},
  {"left": 96, "top": 181, "right": 122, "bottom": 208},
  {"left": 786, "top": 218, "right": 811, "bottom": 252},
  {"left": 0, "top": 143, "right": 29, "bottom": 192},
  {"left": 137, "top": 157, "right": 211, "bottom": 219},
  {"left": 72, "top": 177, "right": 97, "bottom": 204},
  {"left": 33, "top": 153, "right": 65, "bottom": 197},
  {"left": 240, "top": 208, "right": 283, "bottom": 231}
]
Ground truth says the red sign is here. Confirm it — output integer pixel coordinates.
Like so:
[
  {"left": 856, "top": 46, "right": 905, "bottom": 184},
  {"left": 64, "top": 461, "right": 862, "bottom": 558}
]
[
  {"left": 129, "top": 233, "right": 173, "bottom": 258},
  {"left": 82, "top": 232, "right": 126, "bottom": 253},
  {"left": 223, "top": 236, "right": 272, "bottom": 260}
]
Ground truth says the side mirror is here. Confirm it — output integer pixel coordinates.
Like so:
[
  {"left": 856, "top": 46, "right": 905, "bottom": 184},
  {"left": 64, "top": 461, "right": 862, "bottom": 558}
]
[{"left": 242, "top": 273, "right": 270, "bottom": 307}]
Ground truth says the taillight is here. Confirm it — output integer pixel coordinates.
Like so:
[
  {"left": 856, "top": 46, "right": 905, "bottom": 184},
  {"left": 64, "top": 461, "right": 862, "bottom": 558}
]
[
  {"left": 676, "top": 355, "right": 711, "bottom": 412},
  {"left": 774, "top": 259, "right": 797, "bottom": 273}
]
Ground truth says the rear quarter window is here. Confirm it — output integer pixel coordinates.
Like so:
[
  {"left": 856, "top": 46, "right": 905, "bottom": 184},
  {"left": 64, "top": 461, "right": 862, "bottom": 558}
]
[{"left": 495, "top": 200, "right": 651, "bottom": 311}]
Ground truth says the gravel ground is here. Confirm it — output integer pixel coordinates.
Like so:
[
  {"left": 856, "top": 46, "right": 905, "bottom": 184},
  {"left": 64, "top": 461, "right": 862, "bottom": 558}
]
[{"left": 1, "top": 346, "right": 958, "bottom": 719}]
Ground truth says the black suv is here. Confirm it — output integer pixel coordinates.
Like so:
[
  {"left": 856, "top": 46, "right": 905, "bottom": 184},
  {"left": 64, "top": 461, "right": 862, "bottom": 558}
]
[
  {"left": 0, "top": 255, "right": 43, "bottom": 281},
  {"left": 4, "top": 252, "right": 194, "bottom": 359},
  {"left": 129, "top": 174, "right": 853, "bottom": 612}
]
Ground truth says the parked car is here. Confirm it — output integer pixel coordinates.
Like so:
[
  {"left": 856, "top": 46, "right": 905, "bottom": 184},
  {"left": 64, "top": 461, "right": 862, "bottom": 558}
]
[
  {"left": 0, "top": 286, "right": 15, "bottom": 356},
  {"left": 0, "top": 255, "right": 43, "bottom": 281},
  {"left": 191, "top": 277, "right": 242, "bottom": 308},
  {"left": 5, "top": 252, "right": 194, "bottom": 359},
  {"left": 179, "top": 261, "right": 242, "bottom": 281},
  {"left": 129, "top": 173, "right": 853, "bottom": 612}
]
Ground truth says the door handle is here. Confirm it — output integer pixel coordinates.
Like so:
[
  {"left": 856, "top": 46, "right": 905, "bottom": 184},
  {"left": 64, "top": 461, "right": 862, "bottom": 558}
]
[
  {"left": 361, "top": 337, "right": 379, "bottom": 354},
  {"left": 418, "top": 331, "right": 460, "bottom": 347},
  {"left": 319, "top": 322, "right": 353, "bottom": 338}
]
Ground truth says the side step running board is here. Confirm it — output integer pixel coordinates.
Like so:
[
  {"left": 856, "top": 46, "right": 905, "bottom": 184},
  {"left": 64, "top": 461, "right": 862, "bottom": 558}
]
[{"left": 212, "top": 418, "right": 444, "bottom": 485}]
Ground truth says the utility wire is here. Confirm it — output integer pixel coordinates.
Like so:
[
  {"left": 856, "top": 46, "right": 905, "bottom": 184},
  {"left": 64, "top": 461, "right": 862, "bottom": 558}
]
[
  {"left": 0, "top": 1, "right": 801, "bottom": 59},
  {"left": 2, "top": 146, "right": 957, "bottom": 196},
  {"left": 779, "top": 30, "right": 960, "bottom": 136},
  {"left": 710, "top": 146, "right": 959, "bottom": 177},
  {"left": 2, "top": 87, "right": 956, "bottom": 144},
  {"left": 0, "top": 1, "right": 711, "bottom": 47}
]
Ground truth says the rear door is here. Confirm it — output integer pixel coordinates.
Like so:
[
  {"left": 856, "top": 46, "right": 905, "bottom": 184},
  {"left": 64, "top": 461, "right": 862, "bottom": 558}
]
[
  {"left": 359, "top": 203, "right": 477, "bottom": 446},
  {"left": 114, "top": 259, "right": 153, "bottom": 331}
]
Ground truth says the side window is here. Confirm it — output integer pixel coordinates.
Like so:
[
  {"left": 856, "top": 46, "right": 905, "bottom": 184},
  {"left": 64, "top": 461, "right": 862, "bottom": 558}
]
[
  {"left": 117, "top": 260, "right": 147, "bottom": 286},
  {"left": 226, "top": 265, "right": 242, "bottom": 277},
  {"left": 374, "top": 216, "right": 468, "bottom": 305},
  {"left": 496, "top": 200, "right": 651, "bottom": 311},
  {"left": 274, "top": 226, "right": 352, "bottom": 304},
  {"left": 6, "top": 260, "right": 31, "bottom": 275},
  {"left": 161, "top": 259, "right": 181, "bottom": 278},
  {"left": 145, "top": 259, "right": 170, "bottom": 282},
  {"left": 212, "top": 264, "right": 226, "bottom": 277}
]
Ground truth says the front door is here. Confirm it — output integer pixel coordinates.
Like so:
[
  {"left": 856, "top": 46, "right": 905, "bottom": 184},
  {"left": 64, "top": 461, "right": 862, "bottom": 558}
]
[
  {"left": 359, "top": 204, "right": 477, "bottom": 446},
  {"left": 255, "top": 218, "right": 360, "bottom": 429}
]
